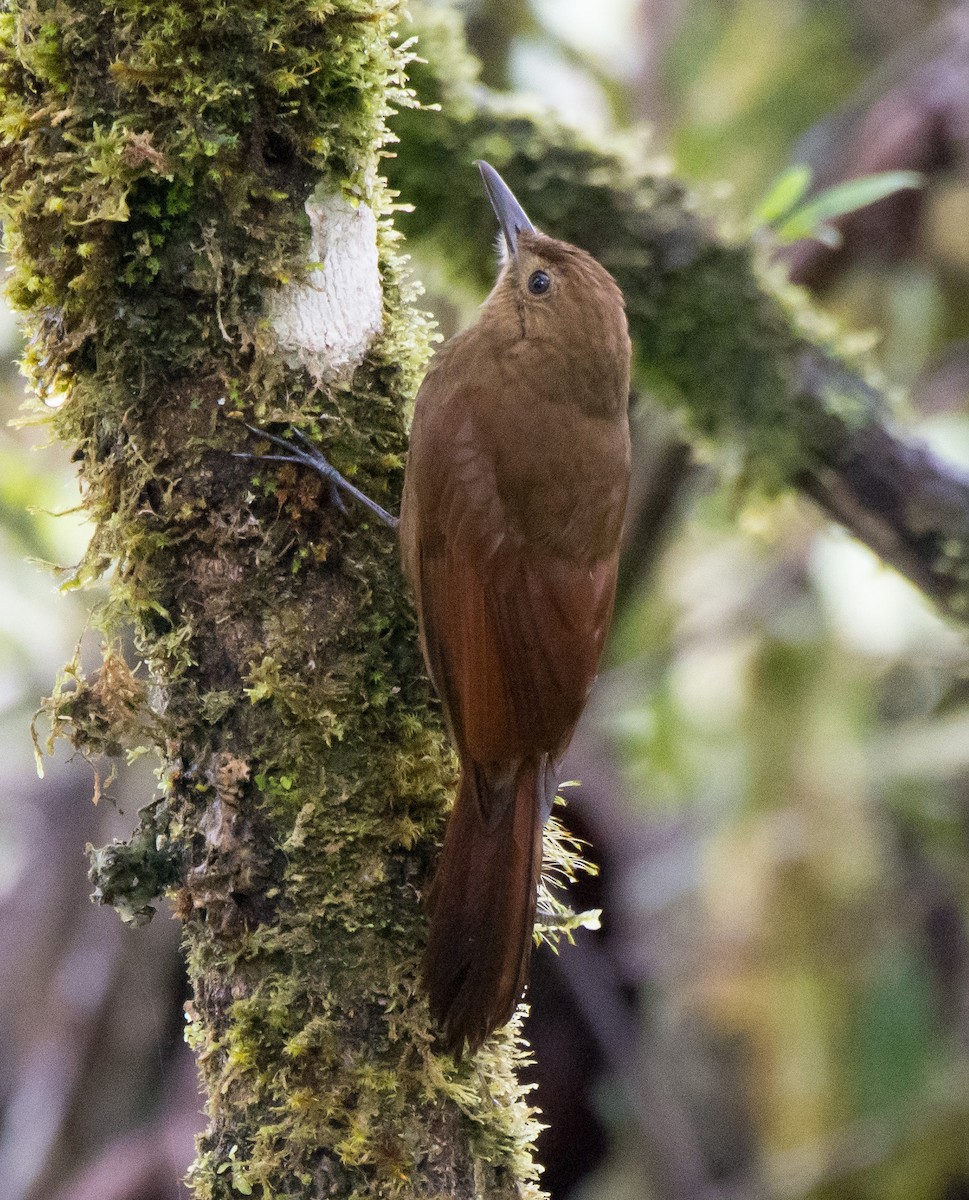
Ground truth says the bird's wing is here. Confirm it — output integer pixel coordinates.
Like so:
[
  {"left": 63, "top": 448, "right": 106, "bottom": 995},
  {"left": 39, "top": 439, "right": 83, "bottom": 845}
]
[
  {"left": 405, "top": 399, "right": 618, "bottom": 789},
  {"left": 418, "top": 541, "right": 618, "bottom": 769}
]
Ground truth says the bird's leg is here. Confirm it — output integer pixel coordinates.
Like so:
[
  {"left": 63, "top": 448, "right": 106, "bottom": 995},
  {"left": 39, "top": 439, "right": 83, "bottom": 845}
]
[{"left": 234, "top": 424, "right": 399, "bottom": 530}]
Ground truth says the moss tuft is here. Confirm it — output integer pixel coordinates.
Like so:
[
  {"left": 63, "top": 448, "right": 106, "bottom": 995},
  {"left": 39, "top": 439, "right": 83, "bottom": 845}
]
[{"left": 89, "top": 806, "right": 181, "bottom": 926}]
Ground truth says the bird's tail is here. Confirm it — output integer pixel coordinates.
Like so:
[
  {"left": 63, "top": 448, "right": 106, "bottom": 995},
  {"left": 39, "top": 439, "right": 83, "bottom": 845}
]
[{"left": 422, "top": 758, "right": 547, "bottom": 1056}]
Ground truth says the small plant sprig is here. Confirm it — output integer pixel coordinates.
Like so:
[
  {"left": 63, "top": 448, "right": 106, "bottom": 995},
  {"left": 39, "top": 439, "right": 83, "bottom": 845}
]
[{"left": 752, "top": 164, "right": 923, "bottom": 247}]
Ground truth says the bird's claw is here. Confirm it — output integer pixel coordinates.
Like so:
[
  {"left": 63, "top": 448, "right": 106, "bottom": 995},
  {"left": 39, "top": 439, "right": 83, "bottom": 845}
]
[
  {"left": 328, "top": 481, "right": 348, "bottom": 516},
  {"left": 238, "top": 423, "right": 398, "bottom": 529}
]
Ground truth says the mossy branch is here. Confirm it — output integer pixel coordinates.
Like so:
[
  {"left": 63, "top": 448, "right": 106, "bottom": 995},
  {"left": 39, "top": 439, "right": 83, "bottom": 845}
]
[{"left": 390, "top": 7, "right": 969, "bottom": 622}]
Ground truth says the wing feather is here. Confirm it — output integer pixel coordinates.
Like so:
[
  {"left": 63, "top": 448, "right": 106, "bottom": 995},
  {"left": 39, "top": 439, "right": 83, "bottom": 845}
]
[
  {"left": 416, "top": 522, "right": 618, "bottom": 769},
  {"left": 401, "top": 368, "right": 624, "bottom": 807}
]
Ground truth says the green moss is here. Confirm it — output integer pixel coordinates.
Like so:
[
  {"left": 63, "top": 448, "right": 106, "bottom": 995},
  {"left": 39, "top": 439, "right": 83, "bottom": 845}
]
[{"left": 88, "top": 808, "right": 180, "bottom": 926}]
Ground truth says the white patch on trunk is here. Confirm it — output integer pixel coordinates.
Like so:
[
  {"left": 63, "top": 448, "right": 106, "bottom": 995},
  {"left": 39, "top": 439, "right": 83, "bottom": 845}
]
[{"left": 269, "top": 190, "right": 383, "bottom": 384}]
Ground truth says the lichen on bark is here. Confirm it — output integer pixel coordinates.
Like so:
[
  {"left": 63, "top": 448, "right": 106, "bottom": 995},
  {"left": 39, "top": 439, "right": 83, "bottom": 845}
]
[{"left": 1, "top": 0, "right": 547, "bottom": 1196}]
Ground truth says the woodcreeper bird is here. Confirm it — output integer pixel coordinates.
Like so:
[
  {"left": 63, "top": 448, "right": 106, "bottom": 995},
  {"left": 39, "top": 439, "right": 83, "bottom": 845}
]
[{"left": 402, "top": 163, "right": 630, "bottom": 1054}]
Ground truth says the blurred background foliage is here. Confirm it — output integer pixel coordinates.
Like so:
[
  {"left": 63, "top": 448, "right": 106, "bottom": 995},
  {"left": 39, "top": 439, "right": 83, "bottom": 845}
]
[{"left": 4, "top": 0, "right": 969, "bottom": 1198}]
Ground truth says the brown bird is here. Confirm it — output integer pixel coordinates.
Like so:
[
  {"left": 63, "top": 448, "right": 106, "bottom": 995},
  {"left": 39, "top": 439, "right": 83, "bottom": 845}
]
[
  {"left": 239, "top": 163, "right": 631, "bottom": 1055},
  {"left": 400, "top": 162, "right": 631, "bottom": 1054}
]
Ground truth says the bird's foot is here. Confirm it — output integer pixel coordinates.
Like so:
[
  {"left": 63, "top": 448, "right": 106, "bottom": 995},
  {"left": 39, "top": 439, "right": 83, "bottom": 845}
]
[{"left": 234, "top": 424, "right": 399, "bottom": 530}]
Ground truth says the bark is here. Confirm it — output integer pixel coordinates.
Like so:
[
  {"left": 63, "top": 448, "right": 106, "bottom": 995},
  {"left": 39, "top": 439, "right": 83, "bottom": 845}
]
[{"left": 0, "top": 2, "right": 542, "bottom": 1198}]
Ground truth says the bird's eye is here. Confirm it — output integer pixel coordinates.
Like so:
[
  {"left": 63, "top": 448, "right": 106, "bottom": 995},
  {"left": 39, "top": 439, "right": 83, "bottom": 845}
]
[{"left": 527, "top": 270, "right": 551, "bottom": 295}]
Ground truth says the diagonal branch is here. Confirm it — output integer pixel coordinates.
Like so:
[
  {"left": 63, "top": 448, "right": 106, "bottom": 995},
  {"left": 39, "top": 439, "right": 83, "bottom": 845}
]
[
  {"left": 391, "top": 7, "right": 969, "bottom": 622},
  {"left": 794, "top": 352, "right": 969, "bottom": 615}
]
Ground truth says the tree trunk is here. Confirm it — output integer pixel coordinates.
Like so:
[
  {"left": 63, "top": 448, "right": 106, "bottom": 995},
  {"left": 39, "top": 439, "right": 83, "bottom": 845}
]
[{"left": 0, "top": 1, "right": 544, "bottom": 1196}]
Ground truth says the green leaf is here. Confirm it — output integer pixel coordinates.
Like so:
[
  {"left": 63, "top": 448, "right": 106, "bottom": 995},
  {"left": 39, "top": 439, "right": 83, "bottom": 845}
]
[
  {"left": 753, "top": 164, "right": 812, "bottom": 226},
  {"left": 776, "top": 170, "right": 923, "bottom": 245}
]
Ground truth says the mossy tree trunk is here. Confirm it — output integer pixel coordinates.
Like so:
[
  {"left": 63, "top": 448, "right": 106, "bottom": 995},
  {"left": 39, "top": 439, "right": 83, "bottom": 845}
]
[{"left": 0, "top": 1, "right": 543, "bottom": 1197}]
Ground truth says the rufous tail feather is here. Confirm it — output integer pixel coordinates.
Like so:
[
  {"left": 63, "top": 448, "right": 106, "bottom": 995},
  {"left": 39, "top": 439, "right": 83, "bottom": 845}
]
[{"left": 422, "top": 759, "right": 545, "bottom": 1056}]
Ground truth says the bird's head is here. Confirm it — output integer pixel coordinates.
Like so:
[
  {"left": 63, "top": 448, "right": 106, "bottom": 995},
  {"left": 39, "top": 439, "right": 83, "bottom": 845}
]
[{"left": 476, "top": 161, "right": 630, "bottom": 400}]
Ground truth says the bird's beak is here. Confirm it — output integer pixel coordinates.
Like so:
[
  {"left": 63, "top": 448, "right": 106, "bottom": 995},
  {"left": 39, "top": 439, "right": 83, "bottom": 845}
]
[{"left": 476, "top": 160, "right": 535, "bottom": 260}]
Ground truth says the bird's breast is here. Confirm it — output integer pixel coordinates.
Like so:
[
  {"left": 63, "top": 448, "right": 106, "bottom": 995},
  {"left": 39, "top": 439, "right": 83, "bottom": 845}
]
[{"left": 478, "top": 390, "right": 629, "bottom": 564}]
